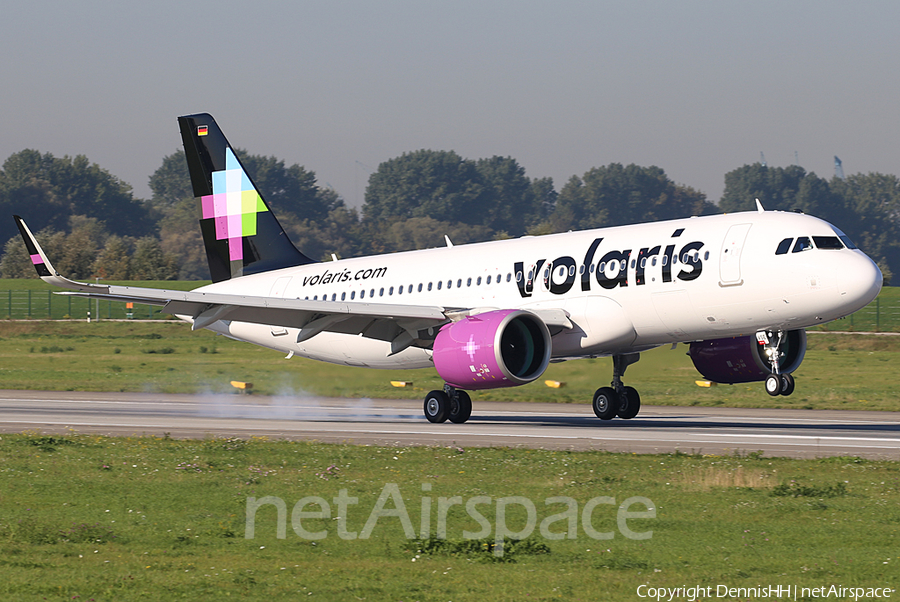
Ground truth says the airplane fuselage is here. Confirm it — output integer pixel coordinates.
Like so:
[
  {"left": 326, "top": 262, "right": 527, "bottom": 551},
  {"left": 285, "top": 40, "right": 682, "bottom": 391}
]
[{"left": 195, "top": 210, "right": 882, "bottom": 369}]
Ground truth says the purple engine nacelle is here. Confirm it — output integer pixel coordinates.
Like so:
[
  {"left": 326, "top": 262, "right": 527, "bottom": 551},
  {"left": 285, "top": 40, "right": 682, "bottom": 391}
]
[
  {"left": 689, "top": 330, "right": 807, "bottom": 384},
  {"left": 432, "top": 309, "right": 552, "bottom": 390}
]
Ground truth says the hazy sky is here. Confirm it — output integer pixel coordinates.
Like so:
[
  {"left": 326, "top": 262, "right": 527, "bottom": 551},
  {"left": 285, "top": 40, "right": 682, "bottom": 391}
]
[{"left": 2, "top": 1, "right": 898, "bottom": 208}]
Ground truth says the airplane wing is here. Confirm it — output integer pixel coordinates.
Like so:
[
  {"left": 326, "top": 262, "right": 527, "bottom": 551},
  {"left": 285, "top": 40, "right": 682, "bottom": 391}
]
[{"left": 14, "top": 217, "right": 571, "bottom": 354}]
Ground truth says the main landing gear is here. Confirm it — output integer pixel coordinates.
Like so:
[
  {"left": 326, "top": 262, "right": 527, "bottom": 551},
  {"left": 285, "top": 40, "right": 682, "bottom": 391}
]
[
  {"left": 592, "top": 353, "right": 642, "bottom": 421},
  {"left": 424, "top": 385, "right": 472, "bottom": 424},
  {"left": 758, "top": 330, "right": 796, "bottom": 397}
]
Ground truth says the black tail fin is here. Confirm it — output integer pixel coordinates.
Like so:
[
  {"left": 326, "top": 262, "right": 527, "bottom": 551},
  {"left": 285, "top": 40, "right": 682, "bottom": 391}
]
[{"left": 178, "top": 113, "right": 316, "bottom": 282}]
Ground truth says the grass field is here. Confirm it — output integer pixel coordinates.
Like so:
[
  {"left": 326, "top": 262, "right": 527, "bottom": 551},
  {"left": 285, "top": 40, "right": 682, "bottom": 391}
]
[
  {"left": 0, "top": 432, "right": 897, "bottom": 600},
  {"left": 0, "top": 320, "right": 897, "bottom": 412},
  {"left": 1, "top": 285, "right": 898, "bottom": 600}
]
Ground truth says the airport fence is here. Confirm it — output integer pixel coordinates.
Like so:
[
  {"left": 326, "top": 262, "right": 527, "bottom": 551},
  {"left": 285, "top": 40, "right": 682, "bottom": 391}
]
[
  {"left": 813, "top": 295, "right": 900, "bottom": 333},
  {"left": 0, "top": 289, "right": 897, "bottom": 331},
  {"left": 0, "top": 290, "right": 164, "bottom": 321}
]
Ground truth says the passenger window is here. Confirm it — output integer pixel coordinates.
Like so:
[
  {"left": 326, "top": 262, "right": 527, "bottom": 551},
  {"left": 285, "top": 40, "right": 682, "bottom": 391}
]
[
  {"left": 437, "top": 281, "right": 442, "bottom": 290},
  {"left": 516, "top": 271, "right": 522, "bottom": 282},
  {"left": 486, "top": 275, "right": 492, "bottom": 285},
  {"left": 398, "top": 286, "right": 403, "bottom": 295},
  {"left": 313, "top": 295, "right": 318, "bottom": 300},
  {"left": 792, "top": 237, "right": 813, "bottom": 253},
  {"left": 590, "top": 263, "right": 595, "bottom": 273},
  {"left": 370, "top": 289, "right": 375, "bottom": 297},
  {"left": 477, "top": 276, "right": 482, "bottom": 286},
  {"left": 507, "top": 273, "right": 512, "bottom": 282},
  {"left": 813, "top": 236, "right": 843, "bottom": 250},
  {"left": 457, "top": 279, "right": 462, "bottom": 288},
  {"left": 775, "top": 238, "right": 793, "bottom": 255},
  {"left": 350, "top": 291, "right": 355, "bottom": 300},
  {"left": 640, "top": 258, "right": 646, "bottom": 268},
  {"left": 651, "top": 257, "right": 657, "bottom": 267},
  {"left": 389, "top": 286, "right": 394, "bottom": 295},
  {"left": 703, "top": 251, "right": 709, "bottom": 260},
  {"left": 467, "top": 278, "right": 472, "bottom": 287},
  {"left": 408, "top": 284, "right": 413, "bottom": 293},
  {"left": 379, "top": 288, "right": 384, "bottom": 296},
  {"left": 418, "top": 283, "right": 423, "bottom": 292},
  {"left": 630, "top": 259, "right": 636, "bottom": 269},
  {"left": 360, "top": 290, "right": 365, "bottom": 299},
  {"left": 331, "top": 293, "right": 337, "bottom": 301},
  {"left": 427, "top": 282, "right": 432, "bottom": 291}
]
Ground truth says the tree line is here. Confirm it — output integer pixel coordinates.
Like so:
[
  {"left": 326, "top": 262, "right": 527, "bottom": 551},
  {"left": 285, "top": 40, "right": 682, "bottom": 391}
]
[{"left": 1, "top": 148, "right": 897, "bottom": 284}]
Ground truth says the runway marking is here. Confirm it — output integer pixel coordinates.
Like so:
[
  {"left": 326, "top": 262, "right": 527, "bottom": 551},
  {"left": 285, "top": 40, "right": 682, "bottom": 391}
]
[
  {"left": 4, "top": 420, "right": 900, "bottom": 449},
  {"left": 0, "top": 398, "right": 896, "bottom": 426}
]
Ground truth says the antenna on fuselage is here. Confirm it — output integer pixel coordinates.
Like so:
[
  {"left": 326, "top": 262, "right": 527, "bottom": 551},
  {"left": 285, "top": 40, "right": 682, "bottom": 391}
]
[{"left": 755, "top": 198, "right": 765, "bottom": 212}]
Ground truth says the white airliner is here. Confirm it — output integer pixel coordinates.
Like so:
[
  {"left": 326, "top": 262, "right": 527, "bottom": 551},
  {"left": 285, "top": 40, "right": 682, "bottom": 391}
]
[{"left": 14, "top": 114, "right": 883, "bottom": 424}]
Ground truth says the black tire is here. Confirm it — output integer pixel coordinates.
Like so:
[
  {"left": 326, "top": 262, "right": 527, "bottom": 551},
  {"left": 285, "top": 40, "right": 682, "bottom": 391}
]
[
  {"left": 592, "top": 387, "right": 618, "bottom": 420},
  {"left": 424, "top": 390, "right": 450, "bottom": 423},
  {"left": 617, "top": 386, "right": 641, "bottom": 419},
  {"left": 764, "top": 374, "right": 781, "bottom": 397},
  {"left": 449, "top": 390, "right": 472, "bottom": 424},
  {"left": 780, "top": 373, "right": 795, "bottom": 396}
]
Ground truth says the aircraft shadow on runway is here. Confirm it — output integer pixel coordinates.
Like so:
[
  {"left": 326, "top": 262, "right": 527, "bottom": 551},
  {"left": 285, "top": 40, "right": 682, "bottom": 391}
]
[{"left": 468, "top": 413, "right": 900, "bottom": 434}]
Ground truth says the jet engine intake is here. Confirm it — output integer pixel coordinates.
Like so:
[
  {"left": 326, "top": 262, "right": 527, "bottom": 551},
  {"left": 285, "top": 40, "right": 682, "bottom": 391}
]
[
  {"left": 689, "top": 330, "right": 806, "bottom": 384},
  {"left": 433, "top": 309, "right": 551, "bottom": 390}
]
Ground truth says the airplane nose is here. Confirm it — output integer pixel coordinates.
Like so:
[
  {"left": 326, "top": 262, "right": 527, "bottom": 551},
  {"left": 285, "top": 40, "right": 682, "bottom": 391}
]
[{"left": 840, "top": 252, "right": 882, "bottom": 311}]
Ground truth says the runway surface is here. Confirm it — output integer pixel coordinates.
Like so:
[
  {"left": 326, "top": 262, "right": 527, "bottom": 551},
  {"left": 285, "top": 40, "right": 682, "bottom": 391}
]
[{"left": 1, "top": 389, "right": 899, "bottom": 459}]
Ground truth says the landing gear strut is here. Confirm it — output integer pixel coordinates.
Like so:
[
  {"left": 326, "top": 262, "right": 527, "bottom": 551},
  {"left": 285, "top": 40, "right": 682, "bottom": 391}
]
[
  {"left": 424, "top": 385, "right": 472, "bottom": 424},
  {"left": 592, "top": 353, "right": 642, "bottom": 420},
  {"left": 758, "top": 330, "right": 796, "bottom": 397}
]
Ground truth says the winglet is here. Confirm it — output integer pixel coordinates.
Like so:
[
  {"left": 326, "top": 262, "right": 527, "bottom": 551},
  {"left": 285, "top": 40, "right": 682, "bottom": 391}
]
[
  {"left": 755, "top": 198, "right": 765, "bottom": 212},
  {"left": 12, "top": 216, "right": 108, "bottom": 293}
]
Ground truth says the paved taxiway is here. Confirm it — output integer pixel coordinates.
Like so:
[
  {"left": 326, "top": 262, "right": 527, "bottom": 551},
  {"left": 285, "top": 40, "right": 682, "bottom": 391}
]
[{"left": 0, "top": 390, "right": 898, "bottom": 459}]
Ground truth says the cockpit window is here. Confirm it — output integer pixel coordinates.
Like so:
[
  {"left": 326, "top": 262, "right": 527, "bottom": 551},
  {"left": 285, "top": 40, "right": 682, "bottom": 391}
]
[
  {"left": 813, "top": 236, "right": 843, "bottom": 250},
  {"left": 775, "top": 238, "right": 793, "bottom": 255},
  {"left": 839, "top": 235, "right": 857, "bottom": 249},
  {"left": 792, "top": 237, "right": 813, "bottom": 253}
]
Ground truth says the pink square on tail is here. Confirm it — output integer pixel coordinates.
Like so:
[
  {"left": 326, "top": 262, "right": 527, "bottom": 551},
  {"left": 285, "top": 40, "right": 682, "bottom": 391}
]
[
  {"left": 228, "top": 237, "right": 243, "bottom": 261},
  {"left": 201, "top": 195, "right": 215, "bottom": 219}
]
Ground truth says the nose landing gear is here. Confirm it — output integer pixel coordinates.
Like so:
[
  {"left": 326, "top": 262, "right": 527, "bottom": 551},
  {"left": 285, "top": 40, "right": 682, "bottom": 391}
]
[{"left": 759, "top": 330, "right": 796, "bottom": 397}]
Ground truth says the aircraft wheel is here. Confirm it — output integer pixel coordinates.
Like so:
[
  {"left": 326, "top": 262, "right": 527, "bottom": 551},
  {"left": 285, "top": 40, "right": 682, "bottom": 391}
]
[
  {"left": 779, "top": 373, "right": 795, "bottom": 396},
  {"left": 617, "top": 386, "right": 641, "bottom": 419},
  {"left": 764, "top": 374, "right": 781, "bottom": 397},
  {"left": 424, "top": 390, "right": 450, "bottom": 423},
  {"left": 592, "top": 387, "right": 618, "bottom": 420},
  {"left": 448, "top": 390, "right": 472, "bottom": 424}
]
